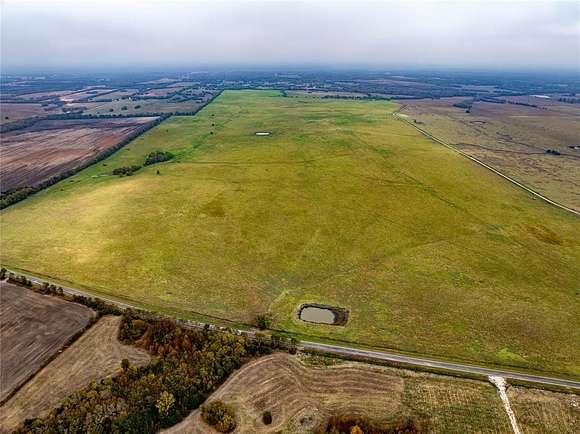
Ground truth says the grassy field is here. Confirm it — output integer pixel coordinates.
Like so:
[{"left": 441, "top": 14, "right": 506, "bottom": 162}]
[
  {"left": 0, "top": 316, "right": 150, "bottom": 433},
  {"left": 1, "top": 90, "right": 579, "bottom": 376},
  {"left": 165, "top": 353, "right": 513, "bottom": 434}
]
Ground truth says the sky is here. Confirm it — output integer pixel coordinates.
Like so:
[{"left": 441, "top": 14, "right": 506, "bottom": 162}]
[{"left": 1, "top": 0, "right": 579, "bottom": 72}]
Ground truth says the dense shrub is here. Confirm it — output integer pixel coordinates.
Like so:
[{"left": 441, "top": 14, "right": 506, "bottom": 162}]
[
  {"left": 262, "top": 410, "right": 273, "bottom": 425},
  {"left": 112, "top": 164, "right": 141, "bottom": 176},
  {"left": 201, "top": 401, "right": 237, "bottom": 433},
  {"left": 144, "top": 150, "right": 174, "bottom": 166},
  {"left": 255, "top": 314, "right": 271, "bottom": 329}
]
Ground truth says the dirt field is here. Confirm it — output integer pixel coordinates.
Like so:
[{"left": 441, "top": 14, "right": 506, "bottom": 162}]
[
  {"left": 84, "top": 96, "right": 211, "bottom": 115},
  {"left": 401, "top": 98, "right": 580, "bottom": 211},
  {"left": 164, "top": 353, "right": 512, "bottom": 434},
  {"left": 89, "top": 89, "right": 139, "bottom": 101},
  {"left": 0, "top": 315, "right": 151, "bottom": 433},
  {"left": 0, "top": 103, "right": 59, "bottom": 124},
  {"left": 508, "top": 386, "right": 580, "bottom": 434},
  {"left": 0, "top": 282, "right": 94, "bottom": 402},
  {"left": 141, "top": 86, "right": 186, "bottom": 98},
  {"left": 0, "top": 117, "right": 157, "bottom": 192}
]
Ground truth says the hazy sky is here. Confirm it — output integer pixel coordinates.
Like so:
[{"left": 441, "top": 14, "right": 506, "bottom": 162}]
[{"left": 2, "top": 0, "right": 579, "bottom": 72}]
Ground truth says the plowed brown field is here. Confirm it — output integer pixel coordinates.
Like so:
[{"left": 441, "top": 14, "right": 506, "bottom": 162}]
[
  {"left": 0, "top": 315, "right": 150, "bottom": 433},
  {"left": 0, "top": 117, "right": 157, "bottom": 192},
  {"left": 0, "top": 282, "right": 94, "bottom": 402}
]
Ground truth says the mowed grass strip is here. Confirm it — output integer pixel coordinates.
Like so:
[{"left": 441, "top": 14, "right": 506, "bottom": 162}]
[{"left": 1, "top": 90, "right": 579, "bottom": 376}]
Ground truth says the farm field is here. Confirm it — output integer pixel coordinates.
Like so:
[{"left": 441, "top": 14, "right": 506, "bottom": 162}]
[
  {"left": 0, "top": 315, "right": 151, "bottom": 433},
  {"left": 83, "top": 93, "right": 214, "bottom": 116},
  {"left": 1, "top": 90, "right": 579, "bottom": 376},
  {"left": 0, "top": 117, "right": 158, "bottom": 192},
  {"left": 0, "top": 282, "right": 94, "bottom": 402},
  {"left": 508, "top": 386, "right": 580, "bottom": 434},
  {"left": 0, "top": 103, "right": 58, "bottom": 124},
  {"left": 165, "top": 352, "right": 513, "bottom": 433},
  {"left": 401, "top": 98, "right": 580, "bottom": 211},
  {"left": 89, "top": 89, "right": 139, "bottom": 101}
]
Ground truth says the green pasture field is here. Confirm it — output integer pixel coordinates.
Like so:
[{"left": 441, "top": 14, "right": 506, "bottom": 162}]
[{"left": 1, "top": 90, "right": 579, "bottom": 376}]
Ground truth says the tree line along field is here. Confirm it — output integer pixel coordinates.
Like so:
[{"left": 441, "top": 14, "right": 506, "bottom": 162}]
[
  {"left": 0, "top": 117, "right": 158, "bottom": 193},
  {"left": 1, "top": 90, "right": 579, "bottom": 377}
]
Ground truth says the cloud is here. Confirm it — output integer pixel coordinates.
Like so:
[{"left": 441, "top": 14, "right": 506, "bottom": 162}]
[{"left": 2, "top": 0, "right": 579, "bottom": 71}]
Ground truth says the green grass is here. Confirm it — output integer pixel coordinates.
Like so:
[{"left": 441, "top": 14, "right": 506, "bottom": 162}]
[{"left": 1, "top": 90, "right": 579, "bottom": 376}]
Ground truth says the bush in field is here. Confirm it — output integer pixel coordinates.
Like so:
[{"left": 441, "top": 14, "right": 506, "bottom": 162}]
[
  {"left": 255, "top": 314, "right": 271, "bottom": 330},
  {"left": 201, "top": 401, "right": 237, "bottom": 433},
  {"left": 144, "top": 150, "right": 174, "bottom": 166},
  {"left": 112, "top": 165, "right": 141, "bottom": 176},
  {"left": 262, "top": 410, "right": 273, "bottom": 425}
]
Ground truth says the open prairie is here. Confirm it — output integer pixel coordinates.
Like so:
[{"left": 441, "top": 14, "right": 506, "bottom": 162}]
[
  {"left": 1, "top": 90, "right": 579, "bottom": 376},
  {"left": 401, "top": 98, "right": 580, "bottom": 211},
  {"left": 165, "top": 353, "right": 513, "bottom": 434},
  {"left": 0, "top": 117, "right": 157, "bottom": 192},
  {"left": 0, "top": 282, "right": 94, "bottom": 402},
  {"left": 0, "top": 315, "right": 151, "bottom": 433}
]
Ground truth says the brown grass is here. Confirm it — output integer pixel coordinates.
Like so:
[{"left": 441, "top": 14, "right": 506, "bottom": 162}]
[
  {"left": 401, "top": 98, "right": 580, "bottom": 212},
  {"left": 508, "top": 386, "right": 580, "bottom": 434},
  {"left": 0, "top": 282, "right": 94, "bottom": 402},
  {"left": 0, "top": 103, "right": 59, "bottom": 124},
  {"left": 164, "top": 353, "right": 512, "bottom": 434},
  {"left": 0, "top": 315, "right": 150, "bottom": 433},
  {"left": 0, "top": 117, "right": 158, "bottom": 192}
]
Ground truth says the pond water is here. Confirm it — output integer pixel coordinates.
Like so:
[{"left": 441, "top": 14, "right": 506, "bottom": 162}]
[{"left": 299, "top": 306, "right": 336, "bottom": 324}]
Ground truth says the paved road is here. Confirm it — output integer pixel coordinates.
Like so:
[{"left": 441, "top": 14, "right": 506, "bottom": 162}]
[
  {"left": 6, "top": 268, "right": 580, "bottom": 390},
  {"left": 301, "top": 341, "right": 580, "bottom": 390}
]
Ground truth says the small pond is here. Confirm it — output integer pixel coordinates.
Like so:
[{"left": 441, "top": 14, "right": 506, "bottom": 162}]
[
  {"left": 298, "top": 304, "right": 349, "bottom": 326},
  {"left": 299, "top": 306, "right": 336, "bottom": 324}
]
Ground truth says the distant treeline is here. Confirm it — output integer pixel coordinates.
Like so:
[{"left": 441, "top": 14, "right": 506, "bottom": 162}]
[{"left": 0, "top": 116, "right": 168, "bottom": 209}]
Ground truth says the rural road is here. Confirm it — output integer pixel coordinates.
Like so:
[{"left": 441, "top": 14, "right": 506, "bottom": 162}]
[
  {"left": 300, "top": 341, "right": 580, "bottom": 390},
  {"left": 5, "top": 268, "right": 580, "bottom": 391}
]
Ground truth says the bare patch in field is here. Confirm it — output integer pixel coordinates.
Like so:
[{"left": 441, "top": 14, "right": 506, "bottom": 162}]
[
  {"left": 0, "top": 316, "right": 150, "bottom": 433},
  {"left": 0, "top": 117, "right": 158, "bottom": 192},
  {"left": 0, "top": 282, "right": 94, "bottom": 402}
]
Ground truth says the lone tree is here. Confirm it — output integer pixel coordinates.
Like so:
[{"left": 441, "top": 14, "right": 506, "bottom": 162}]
[{"left": 201, "top": 401, "right": 236, "bottom": 433}]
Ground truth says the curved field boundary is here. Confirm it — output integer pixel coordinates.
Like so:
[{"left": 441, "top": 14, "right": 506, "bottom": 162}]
[{"left": 394, "top": 108, "right": 580, "bottom": 217}]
